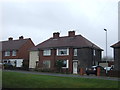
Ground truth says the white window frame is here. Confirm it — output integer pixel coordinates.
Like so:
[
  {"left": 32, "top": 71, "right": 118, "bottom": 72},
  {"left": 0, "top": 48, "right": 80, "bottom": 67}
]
[
  {"left": 43, "top": 49, "right": 51, "bottom": 56},
  {"left": 5, "top": 51, "right": 10, "bottom": 56},
  {"left": 74, "top": 49, "right": 77, "bottom": 56},
  {"left": 12, "top": 50, "right": 16, "bottom": 56},
  {"left": 62, "top": 60, "right": 69, "bottom": 68},
  {"left": 57, "top": 48, "right": 69, "bottom": 56}
]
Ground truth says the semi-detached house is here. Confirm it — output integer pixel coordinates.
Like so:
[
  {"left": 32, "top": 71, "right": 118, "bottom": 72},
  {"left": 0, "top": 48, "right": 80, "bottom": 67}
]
[
  {"left": 29, "top": 31, "right": 103, "bottom": 74},
  {"left": 1, "top": 36, "right": 35, "bottom": 69}
]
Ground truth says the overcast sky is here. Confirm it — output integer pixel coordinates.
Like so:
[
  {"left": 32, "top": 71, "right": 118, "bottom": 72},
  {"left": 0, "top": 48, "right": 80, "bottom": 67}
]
[{"left": 0, "top": 0, "right": 119, "bottom": 58}]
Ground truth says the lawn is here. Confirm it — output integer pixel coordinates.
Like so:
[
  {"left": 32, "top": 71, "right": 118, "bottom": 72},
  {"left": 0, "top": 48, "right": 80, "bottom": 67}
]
[{"left": 2, "top": 71, "right": 119, "bottom": 88}]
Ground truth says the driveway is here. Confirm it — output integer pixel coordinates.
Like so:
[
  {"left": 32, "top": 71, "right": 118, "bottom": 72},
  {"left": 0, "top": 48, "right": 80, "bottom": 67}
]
[{"left": 3, "top": 70, "right": 120, "bottom": 81}]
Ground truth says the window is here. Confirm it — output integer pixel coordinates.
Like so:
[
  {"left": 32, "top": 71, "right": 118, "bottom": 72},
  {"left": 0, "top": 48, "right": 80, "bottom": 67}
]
[
  {"left": 43, "top": 49, "right": 51, "bottom": 56},
  {"left": 57, "top": 48, "right": 69, "bottom": 56},
  {"left": 62, "top": 60, "right": 69, "bottom": 68},
  {"left": 5, "top": 51, "right": 10, "bottom": 56},
  {"left": 74, "top": 49, "right": 77, "bottom": 56},
  {"left": 43, "top": 60, "right": 51, "bottom": 68},
  {"left": 12, "top": 50, "right": 16, "bottom": 56}
]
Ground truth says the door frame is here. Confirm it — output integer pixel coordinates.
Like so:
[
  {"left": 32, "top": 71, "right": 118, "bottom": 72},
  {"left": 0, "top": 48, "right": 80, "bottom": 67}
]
[{"left": 73, "top": 60, "right": 78, "bottom": 74}]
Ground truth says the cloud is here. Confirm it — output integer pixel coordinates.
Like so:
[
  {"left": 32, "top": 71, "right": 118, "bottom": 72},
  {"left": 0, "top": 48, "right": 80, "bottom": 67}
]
[{"left": 1, "top": 0, "right": 118, "bottom": 57}]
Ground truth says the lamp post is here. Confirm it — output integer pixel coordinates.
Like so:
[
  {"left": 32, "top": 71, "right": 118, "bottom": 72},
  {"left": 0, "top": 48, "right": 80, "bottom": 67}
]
[
  {"left": 104, "top": 28, "right": 108, "bottom": 74},
  {"left": 104, "top": 29, "right": 107, "bottom": 62}
]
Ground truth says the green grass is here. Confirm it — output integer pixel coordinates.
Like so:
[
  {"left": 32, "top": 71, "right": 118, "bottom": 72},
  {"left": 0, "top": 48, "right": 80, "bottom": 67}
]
[{"left": 2, "top": 71, "right": 119, "bottom": 88}]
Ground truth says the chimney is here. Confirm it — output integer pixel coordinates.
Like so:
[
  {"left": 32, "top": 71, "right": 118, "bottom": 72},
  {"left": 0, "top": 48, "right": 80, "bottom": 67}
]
[
  {"left": 8, "top": 37, "right": 13, "bottom": 41},
  {"left": 53, "top": 32, "right": 60, "bottom": 38},
  {"left": 68, "top": 31, "right": 75, "bottom": 37},
  {"left": 19, "top": 36, "right": 24, "bottom": 40}
]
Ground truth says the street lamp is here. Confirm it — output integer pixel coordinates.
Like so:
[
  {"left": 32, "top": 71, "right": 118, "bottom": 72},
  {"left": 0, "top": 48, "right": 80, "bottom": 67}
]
[
  {"left": 104, "top": 28, "right": 107, "bottom": 62},
  {"left": 104, "top": 28, "right": 108, "bottom": 74}
]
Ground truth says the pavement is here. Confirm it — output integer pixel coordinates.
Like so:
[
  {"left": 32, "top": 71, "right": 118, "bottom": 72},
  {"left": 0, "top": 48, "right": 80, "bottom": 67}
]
[{"left": 3, "top": 70, "right": 120, "bottom": 81}]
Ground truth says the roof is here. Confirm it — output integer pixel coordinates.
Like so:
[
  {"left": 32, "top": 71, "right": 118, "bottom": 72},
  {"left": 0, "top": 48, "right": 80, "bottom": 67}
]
[
  {"left": 31, "top": 35, "right": 103, "bottom": 51},
  {"left": 111, "top": 41, "right": 120, "bottom": 48},
  {"left": 1, "top": 38, "right": 31, "bottom": 51}
]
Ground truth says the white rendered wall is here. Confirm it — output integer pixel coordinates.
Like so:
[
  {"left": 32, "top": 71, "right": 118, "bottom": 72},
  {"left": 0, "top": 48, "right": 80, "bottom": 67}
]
[{"left": 29, "top": 51, "right": 39, "bottom": 69}]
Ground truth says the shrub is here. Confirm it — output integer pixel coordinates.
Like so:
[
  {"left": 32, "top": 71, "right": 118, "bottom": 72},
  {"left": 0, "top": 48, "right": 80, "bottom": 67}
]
[{"left": 55, "top": 60, "right": 64, "bottom": 73}]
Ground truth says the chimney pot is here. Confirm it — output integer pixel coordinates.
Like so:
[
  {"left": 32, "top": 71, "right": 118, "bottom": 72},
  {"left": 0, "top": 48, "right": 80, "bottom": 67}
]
[
  {"left": 19, "top": 36, "right": 24, "bottom": 39},
  {"left": 68, "top": 31, "right": 75, "bottom": 37},
  {"left": 53, "top": 32, "right": 60, "bottom": 38},
  {"left": 8, "top": 37, "right": 13, "bottom": 41}
]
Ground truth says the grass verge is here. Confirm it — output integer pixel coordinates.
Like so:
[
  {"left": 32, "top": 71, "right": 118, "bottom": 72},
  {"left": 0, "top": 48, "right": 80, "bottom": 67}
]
[{"left": 2, "top": 71, "right": 119, "bottom": 88}]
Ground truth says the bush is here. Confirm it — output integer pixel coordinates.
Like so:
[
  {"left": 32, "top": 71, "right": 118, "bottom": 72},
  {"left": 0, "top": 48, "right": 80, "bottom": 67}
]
[{"left": 56, "top": 60, "right": 64, "bottom": 73}]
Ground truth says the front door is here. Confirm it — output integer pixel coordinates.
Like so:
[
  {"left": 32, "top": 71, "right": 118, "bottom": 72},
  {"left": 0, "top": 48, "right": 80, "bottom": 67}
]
[{"left": 73, "top": 61, "right": 78, "bottom": 74}]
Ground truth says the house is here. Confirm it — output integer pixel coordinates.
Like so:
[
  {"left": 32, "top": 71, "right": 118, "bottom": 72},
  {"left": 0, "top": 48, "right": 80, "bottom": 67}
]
[
  {"left": 29, "top": 31, "right": 103, "bottom": 74},
  {"left": 1, "top": 36, "right": 35, "bottom": 69},
  {"left": 111, "top": 41, "right": 120, "bottom": 71}
]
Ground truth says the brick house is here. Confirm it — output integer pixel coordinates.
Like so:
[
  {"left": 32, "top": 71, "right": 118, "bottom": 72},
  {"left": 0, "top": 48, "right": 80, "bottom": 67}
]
[
  {"left": 111, "top": 41, "right": 120, "bottom": 71},
  {"left": 1, "top": 36, "right": 35, "bottom": 69},
  {"left": 29, "top": 31, "right": 103, "bottom": 74}
]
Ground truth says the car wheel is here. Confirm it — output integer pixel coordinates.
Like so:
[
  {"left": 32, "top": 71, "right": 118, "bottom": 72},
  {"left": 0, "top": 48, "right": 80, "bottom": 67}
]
[{"left": 86, "top": 73, "right": 89, "bottom": 75}]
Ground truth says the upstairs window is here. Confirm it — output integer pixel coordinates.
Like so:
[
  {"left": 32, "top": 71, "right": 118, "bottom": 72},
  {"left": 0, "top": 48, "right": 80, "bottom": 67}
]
[
  {"left": 74, "top": 49, "right": 77, "bottom": 56},
  {"left": 43, "top": 49, "right": 51, "bottom": 56},
  {"left": 12, "top": 50, "right": 16, "bottom": 56},
  {"left": 5, "top": 51, "right": 10, "bottom": 56},
  {"left": 57, "top": 48, "right": 69, "bottom": 56}
]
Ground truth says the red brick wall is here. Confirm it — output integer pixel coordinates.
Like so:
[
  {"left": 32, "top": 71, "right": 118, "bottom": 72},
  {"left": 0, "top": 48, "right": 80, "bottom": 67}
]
[
  {"left": 38, "top": 48, "right": 74, "bottom": 73},
  {"left": 2, "top": 39, "right": 35, "bottom": 61},
  {"left": 2, "top": 51, "right": 19, "bottom": 59},
  {"left": 18, "top": 39, "right": 35, "bottom": 61}
]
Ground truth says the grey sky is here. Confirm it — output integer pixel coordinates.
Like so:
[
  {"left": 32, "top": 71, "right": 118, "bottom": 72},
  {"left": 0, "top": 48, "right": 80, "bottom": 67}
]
[{"left": 0, "top": 0, "right": 119, "bottom": 58}]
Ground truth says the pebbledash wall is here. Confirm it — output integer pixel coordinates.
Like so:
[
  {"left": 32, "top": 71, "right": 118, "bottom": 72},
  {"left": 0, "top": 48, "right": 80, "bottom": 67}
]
[{"left": 29, "top": 51, "right": 39, "bottom": 69}]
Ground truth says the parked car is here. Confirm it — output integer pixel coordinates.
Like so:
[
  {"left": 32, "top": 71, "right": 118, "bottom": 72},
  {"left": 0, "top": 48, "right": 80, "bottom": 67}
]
[
  {"left": 86, "top": 66, "right": 105, "bottom": 75},
  {"left": 104, "top": 66, "right": 114, "bottom": 74},
  {"left": 3, "top": 63, "right": 14, "bottom": 69}
]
